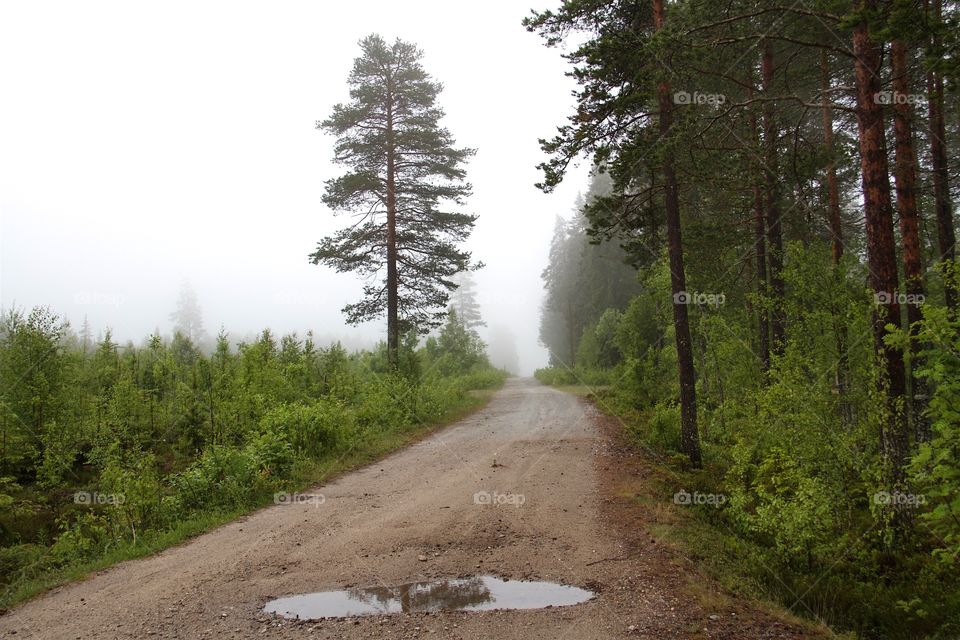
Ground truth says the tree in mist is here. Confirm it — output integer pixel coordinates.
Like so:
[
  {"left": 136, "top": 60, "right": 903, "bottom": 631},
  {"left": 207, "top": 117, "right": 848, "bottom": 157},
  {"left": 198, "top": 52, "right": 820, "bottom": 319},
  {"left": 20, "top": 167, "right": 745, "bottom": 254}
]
[
  {"left": 449, "top": 271, "right": 485, "bottom": 330},
  {"left": 540, "top": 178, "right": 641, "bottom": 369},
  {"left": 310, "top": 34, "right": 479, "bottom": 369},
  {"left": 169, "top": 281, "right": 205, "bottom": 344},
  {"left": 540, "top": 216, "right": 588, "bottom": 367},
  {"left": 79, "top": 315, "right": 93, "bottom": 356},
  {"left": 423, "top": 309, "right": 489, "bottom": 376}
]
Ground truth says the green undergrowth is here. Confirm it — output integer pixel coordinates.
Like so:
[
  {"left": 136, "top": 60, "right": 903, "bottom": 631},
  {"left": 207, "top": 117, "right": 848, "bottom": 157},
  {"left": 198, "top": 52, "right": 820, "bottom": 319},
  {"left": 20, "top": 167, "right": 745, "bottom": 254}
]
[{"left": 1, "top": 382, "right": 500, "bottom": 610}]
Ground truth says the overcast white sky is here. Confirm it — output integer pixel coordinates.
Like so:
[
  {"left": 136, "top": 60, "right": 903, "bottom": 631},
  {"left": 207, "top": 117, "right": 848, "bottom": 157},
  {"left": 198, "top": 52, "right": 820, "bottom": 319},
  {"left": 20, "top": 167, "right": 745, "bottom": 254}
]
[{"left": 0, "top": 0, "right": 589, "bottom": 374}]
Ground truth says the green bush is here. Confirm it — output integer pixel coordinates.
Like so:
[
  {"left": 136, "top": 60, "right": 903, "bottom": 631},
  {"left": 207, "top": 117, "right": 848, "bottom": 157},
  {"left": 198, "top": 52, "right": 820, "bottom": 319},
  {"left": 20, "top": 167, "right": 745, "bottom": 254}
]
[
  {"left": 0, "top": 544, "right": 46, "bottom": 586},
  {"left": 49, "top": 513, "right": 109, "bottom": 565},
  {"left": 258, "top": 401, "right": 342, "bottom": 458},
  {"left": 244, "top": 428, "right": 295, "bottom": 478},
  {"left": 168, "top": 446, "right": 262, "bottom": 512},
  {"left": 577, "top": 308, "right": 623, "bottom": 369},
  {"left": 454, "top": 367, "right": 508, "bottom": 391},
  {"left": 534, "top": 367, "right": 577, "bottom": 385},
  {"left": 99, "top": 455, "right": 165, "bottom": 537},
  {"left": 908, "top": 304, "right": 960, "bottom": 565}
]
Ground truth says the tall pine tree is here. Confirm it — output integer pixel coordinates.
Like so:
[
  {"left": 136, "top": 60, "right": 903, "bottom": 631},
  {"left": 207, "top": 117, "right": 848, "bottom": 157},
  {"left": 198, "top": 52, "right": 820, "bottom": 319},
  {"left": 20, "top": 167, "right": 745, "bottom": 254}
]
[{"left": 311, "top": 35, "right": 478, "bottom": 368}]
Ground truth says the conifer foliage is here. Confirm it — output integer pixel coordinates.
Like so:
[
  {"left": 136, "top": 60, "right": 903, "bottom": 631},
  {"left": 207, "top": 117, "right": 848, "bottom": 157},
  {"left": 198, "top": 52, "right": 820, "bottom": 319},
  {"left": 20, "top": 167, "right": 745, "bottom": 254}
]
[{"left": 310, "top": 35, "right": 478, "bottom": 368}]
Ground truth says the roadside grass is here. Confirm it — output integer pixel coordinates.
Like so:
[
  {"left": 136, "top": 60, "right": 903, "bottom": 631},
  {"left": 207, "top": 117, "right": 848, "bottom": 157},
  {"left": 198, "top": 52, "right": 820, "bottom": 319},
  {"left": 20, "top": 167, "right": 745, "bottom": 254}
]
[
  {"left": 550, "top": 384, "right": 843, "bottom": 638},
  {"left": 618, "top": 431, "right": 945, "bottom": 639},
  {"left": 0, "top": 385, "right": 501, "bottom": 611},
  {"left": 552, "top": 384, "right": 611, "bottom": 397},
  {"left": 625, "top": 464, "right": 841, "bottom": 638}
]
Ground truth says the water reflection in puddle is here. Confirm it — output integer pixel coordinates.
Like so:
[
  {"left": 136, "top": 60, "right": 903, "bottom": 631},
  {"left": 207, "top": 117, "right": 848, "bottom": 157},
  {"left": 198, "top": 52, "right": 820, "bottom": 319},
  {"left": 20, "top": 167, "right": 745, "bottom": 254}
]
[{"left": 264, "top": 576, "right": 595, "bottom": 619}]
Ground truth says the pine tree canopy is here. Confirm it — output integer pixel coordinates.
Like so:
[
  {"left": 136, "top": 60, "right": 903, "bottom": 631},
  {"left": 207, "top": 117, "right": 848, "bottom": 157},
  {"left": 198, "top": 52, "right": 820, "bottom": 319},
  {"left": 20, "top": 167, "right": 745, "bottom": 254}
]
[{"left": 310, "top": 34, "right": 478, "bottom": 336}]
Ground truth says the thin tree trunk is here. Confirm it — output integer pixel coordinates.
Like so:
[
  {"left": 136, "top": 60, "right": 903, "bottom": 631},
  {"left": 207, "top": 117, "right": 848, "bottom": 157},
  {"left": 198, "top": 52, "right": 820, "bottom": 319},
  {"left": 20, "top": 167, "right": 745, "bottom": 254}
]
[
  {"left": 852, "top": 1, "right": 910, "bottom": 538},
  {"left": 927, "top": 0, "right": 956, "bottom": 312},
  {"left": 753, "top": 180, "right": 770, "bottom": 371},
  {"left": 891, "top": 39, "right": 930, "bottom": 441},
  {"left": 748, "top": 65, "right": 770, "bottom": 373},
  {"left": 207, "top": 386, "right": 216, "bottom": 446},
  {"left": 654, "top": 0, "right": 702, "bottom": 469},
  {"left": 821, "top": 50, "right": 850, "bottom": 421},
  {"left": 386, "top": 80, "right": 399, "bottom": 369},
  {"left": 762, "top": 39, "right": 786, "bottom": 355},
  {"left": 748, "top": 75, "right": 770, "bottom": 373},
  {"left": 821, "top": 51, "right": 844, "bottom": 265}
]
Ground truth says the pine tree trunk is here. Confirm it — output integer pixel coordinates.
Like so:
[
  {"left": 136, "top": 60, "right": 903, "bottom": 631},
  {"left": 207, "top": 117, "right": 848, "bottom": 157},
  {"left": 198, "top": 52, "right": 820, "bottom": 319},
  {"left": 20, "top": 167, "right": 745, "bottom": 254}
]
[
  {"left": 852, "top": 2, "right": 910, "bottom": 537},
  {"left": 821, "top": 51, "right": 843, "bottom": 266},
  {"left": 762, "top": 39, "right": 786, "bottom": 355},
  {"left": 654, "top": 0, "right": 702, "bottom": 469},
  {"left": 927, "top": 0, "right": 956, "bottom": 312},
  {"left": 891, "top": 39, "right": 930, "bottom": 441},
  {"left": 753, "top": 180, "right": 770, "bottom": 371},
  {"left": 750, "top": 108, "right": 770, "bottom": 373},
  {"left": 386, "top": 84, "right": 399, "bottom": 369}
]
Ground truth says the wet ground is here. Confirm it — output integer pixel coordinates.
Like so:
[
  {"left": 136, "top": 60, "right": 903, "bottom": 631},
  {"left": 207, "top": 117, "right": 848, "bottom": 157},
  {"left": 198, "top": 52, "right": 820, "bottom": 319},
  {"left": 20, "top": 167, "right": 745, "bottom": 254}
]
[{"left": 264, "top": 576, "right": 594, "bottom": 618}]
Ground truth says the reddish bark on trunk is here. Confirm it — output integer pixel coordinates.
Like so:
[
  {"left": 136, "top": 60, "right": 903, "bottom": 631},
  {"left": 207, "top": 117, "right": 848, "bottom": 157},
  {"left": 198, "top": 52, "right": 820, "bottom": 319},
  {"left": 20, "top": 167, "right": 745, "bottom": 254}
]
[
  {"left": 891, "top": 39, "right": 930, "bottom": 440},
  {"left": 852, "top": 2, "right": 910, "bottom": 512},
  {"left": 654, "top": 0, "right": 702, "bottom": 468},
  {"left": 927, "top": 0, "right": 956, "bottom": 311}
]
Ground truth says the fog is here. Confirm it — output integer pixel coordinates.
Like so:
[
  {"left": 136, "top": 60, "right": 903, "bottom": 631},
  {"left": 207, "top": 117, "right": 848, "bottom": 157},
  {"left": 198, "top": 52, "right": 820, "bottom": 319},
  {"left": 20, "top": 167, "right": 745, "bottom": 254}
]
[{"left": 0, "top": 0, "right": 590, "bottom": 374}]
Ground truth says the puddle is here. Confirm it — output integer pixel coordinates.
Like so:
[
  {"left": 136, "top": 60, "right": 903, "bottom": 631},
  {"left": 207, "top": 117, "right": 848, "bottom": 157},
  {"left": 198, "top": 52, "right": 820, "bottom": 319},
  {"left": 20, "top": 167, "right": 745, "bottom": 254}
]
[{"left": 263, "top": 576, "right": 595, "bottom": 619}]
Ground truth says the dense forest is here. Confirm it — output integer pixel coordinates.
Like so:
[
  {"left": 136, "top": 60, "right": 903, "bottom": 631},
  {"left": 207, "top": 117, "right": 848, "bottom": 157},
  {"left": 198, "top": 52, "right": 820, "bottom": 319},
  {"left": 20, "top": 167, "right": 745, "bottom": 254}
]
[{"left": 531, "top": 0, "right": 959, "bottom": 637}]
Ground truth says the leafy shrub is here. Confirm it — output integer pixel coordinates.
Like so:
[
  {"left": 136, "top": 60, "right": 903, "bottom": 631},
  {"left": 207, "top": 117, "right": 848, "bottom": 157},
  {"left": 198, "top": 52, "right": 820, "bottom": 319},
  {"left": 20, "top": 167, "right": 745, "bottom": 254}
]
[
  {"left": 645, "top": 401, "right": 681, "bottom": 451},
  {"left": 244, "top": 428, "right": 295, "bottom": 478},
  {"left": 258, "top": 402, "right": 342, "bottom": 458},
  {"left": 355, "top": 376, "right": 415, "bottom": 430},
  {"left": 0, "top": 543, "right": 46, "bottom": 586},
  {"left": 534, "top": 367, "right": 576, "bottom": 385},
  {"left": 454, "top": 367, "right": 508, "bottom": 391},
  {"left": 99, "top": 455, "right": 165, "bottom": 536},
  {"left": 577, "top": 308, "right": 623, "bottom": 369},
  {"left": 168, "top": 446, "right": 261, "bottom": 512},
  {"left": 728, "top": 447, "right": 837, "bottom": 565},
  {"left": 49, "top": 513, "right": 108, "bottom": 565},
  {"left": 908, "top": 305, "right": 960, "bottom": 564}
]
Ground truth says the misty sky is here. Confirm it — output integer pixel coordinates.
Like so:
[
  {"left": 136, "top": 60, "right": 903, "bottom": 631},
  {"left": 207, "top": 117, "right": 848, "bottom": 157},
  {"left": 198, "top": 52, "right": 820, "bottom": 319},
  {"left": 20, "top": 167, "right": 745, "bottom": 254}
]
[{"left": 0, "top": 0, "right": 590, "bottom": 374}]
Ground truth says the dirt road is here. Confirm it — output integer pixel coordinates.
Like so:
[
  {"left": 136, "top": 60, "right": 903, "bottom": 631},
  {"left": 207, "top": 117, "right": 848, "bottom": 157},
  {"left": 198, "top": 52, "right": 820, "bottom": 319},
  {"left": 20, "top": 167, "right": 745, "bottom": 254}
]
[{"left": 0, "top": 378, "right": 819, "bottom": 639}]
